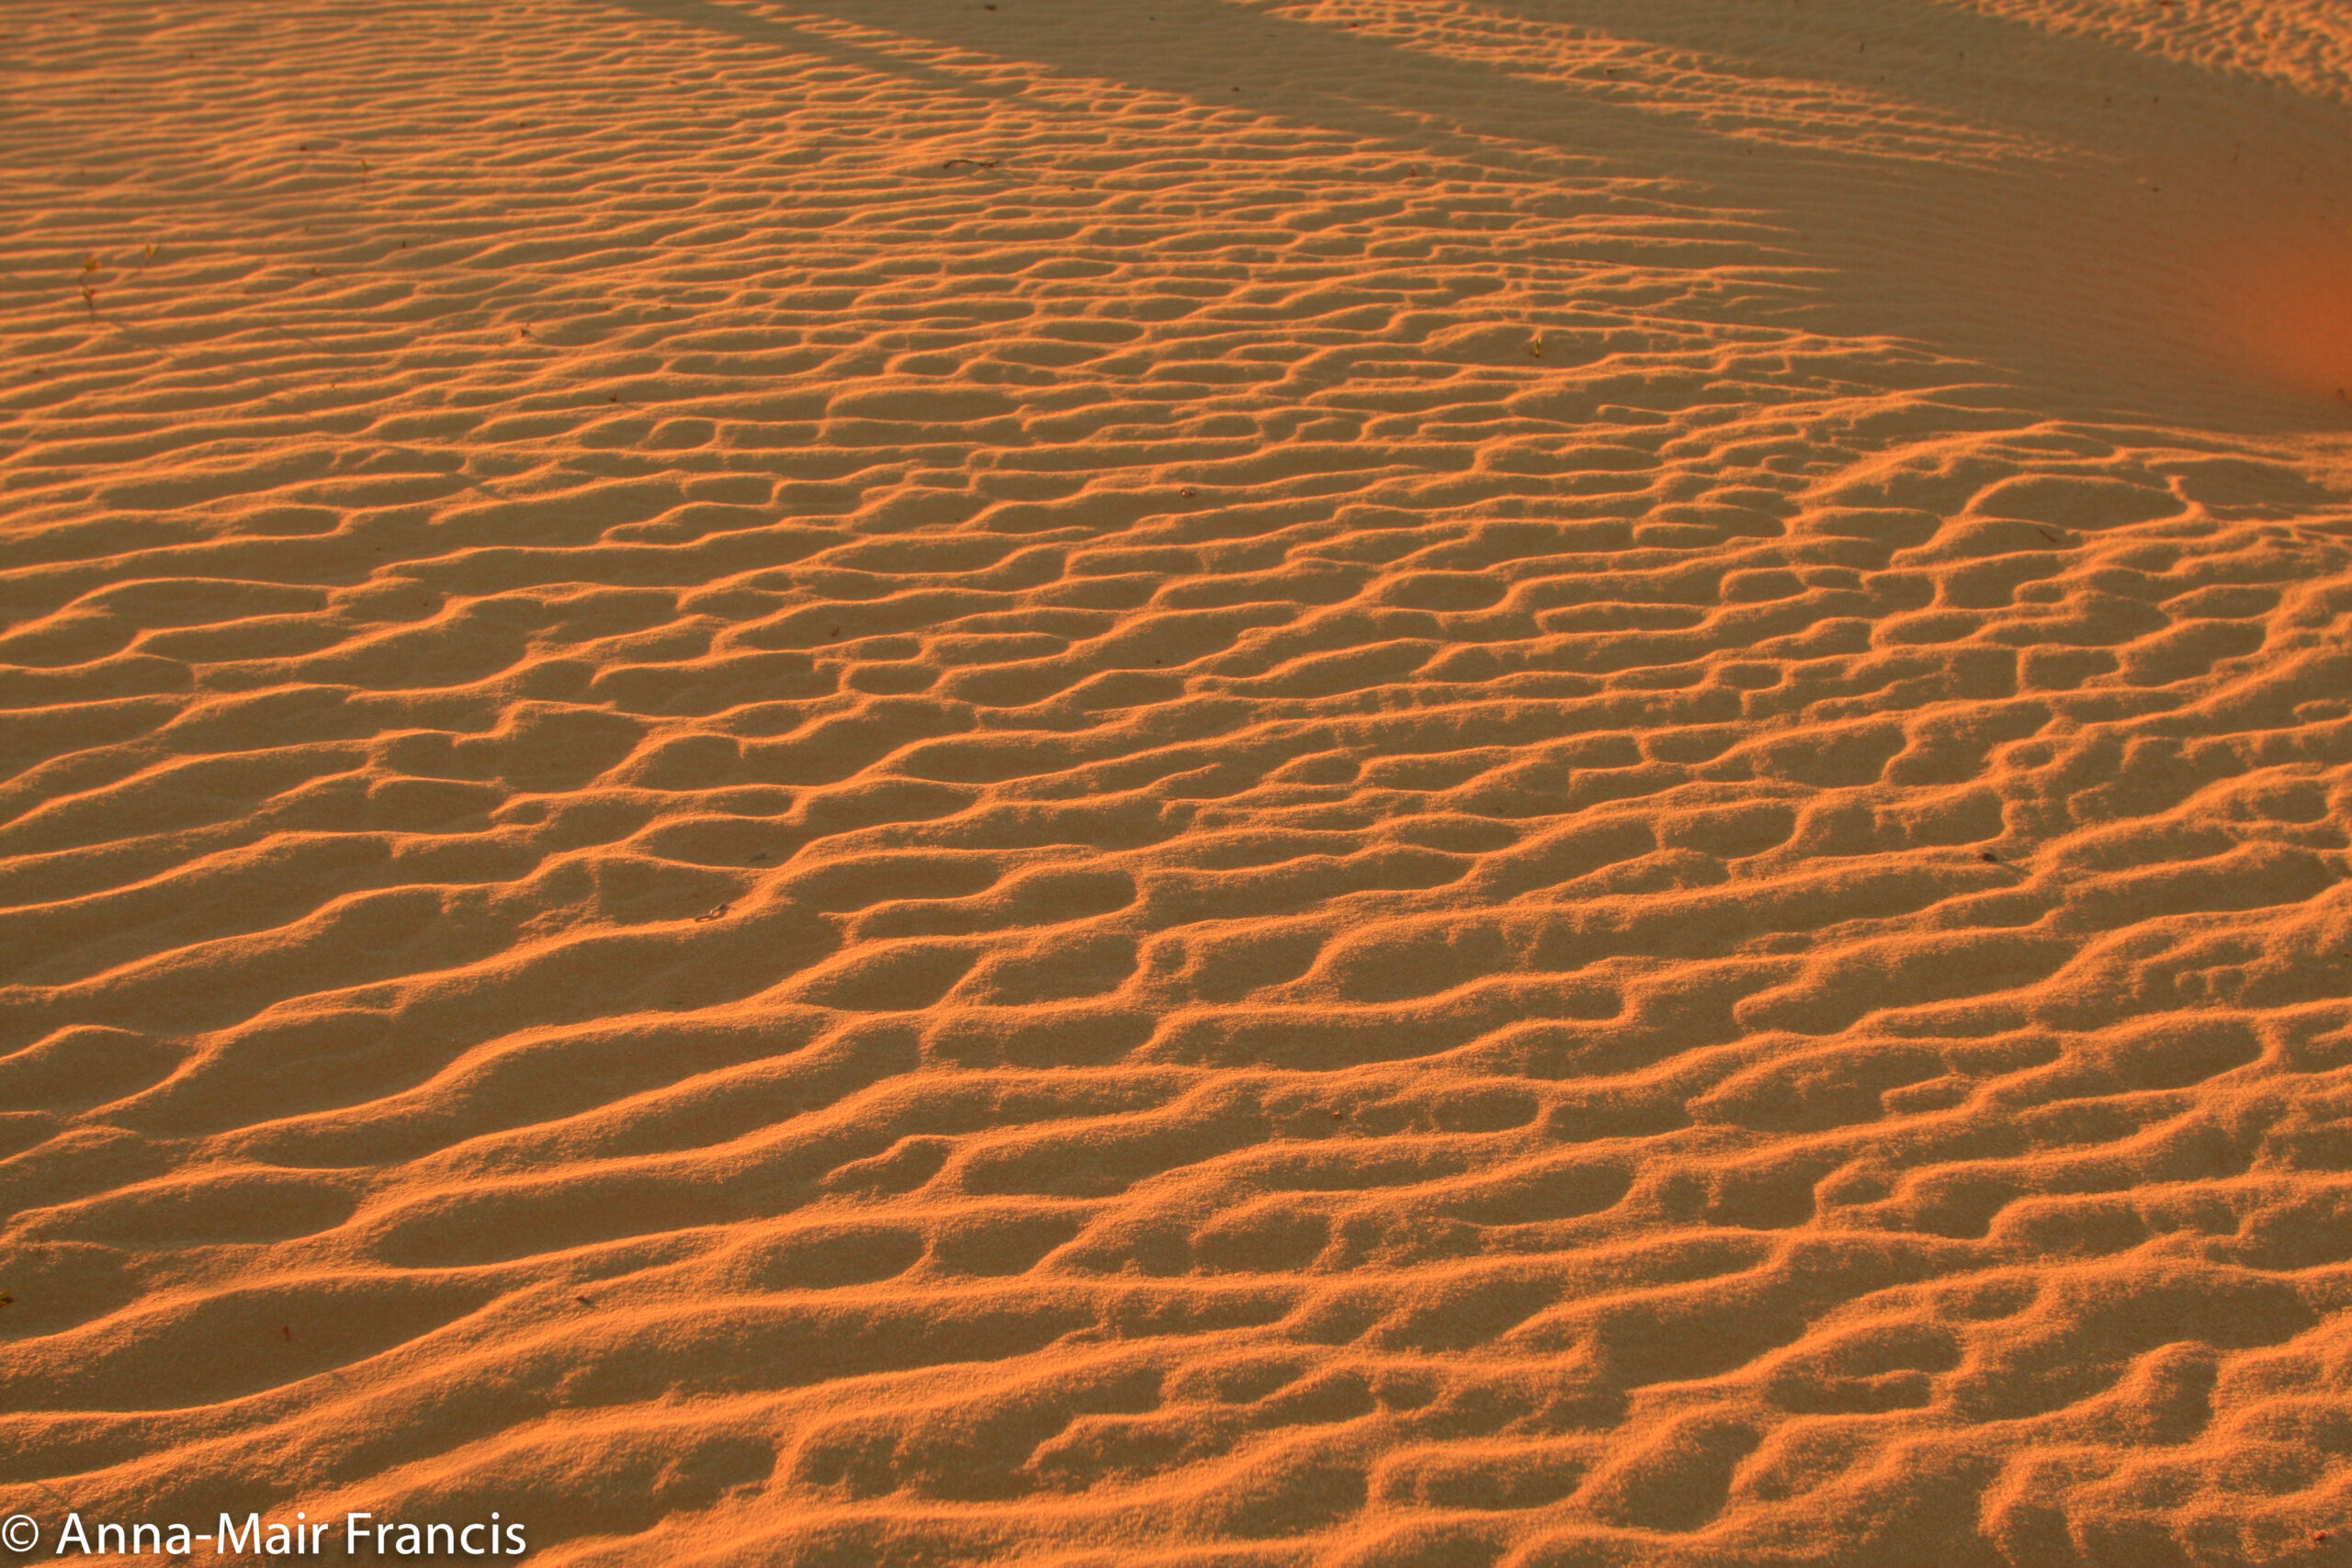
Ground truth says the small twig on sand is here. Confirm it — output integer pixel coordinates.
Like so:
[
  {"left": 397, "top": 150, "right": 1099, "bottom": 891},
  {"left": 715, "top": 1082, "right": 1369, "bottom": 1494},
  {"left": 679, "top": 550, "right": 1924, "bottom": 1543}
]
[
  {"left": 109, "top": 318, "right": 192, "bottom": 366},
  {"left": 263, "top": 319, "right": 333, "bottom": 352},
  {"left": 28, "top": 1477, "right": 75, "bottom": 1516}
]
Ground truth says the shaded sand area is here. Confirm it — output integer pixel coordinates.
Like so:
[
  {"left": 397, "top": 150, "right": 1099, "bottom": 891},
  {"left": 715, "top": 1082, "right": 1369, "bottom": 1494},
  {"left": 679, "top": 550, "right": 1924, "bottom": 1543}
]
[{"left": 6, "top": 0, "right": 2352, "bottom": 1562}]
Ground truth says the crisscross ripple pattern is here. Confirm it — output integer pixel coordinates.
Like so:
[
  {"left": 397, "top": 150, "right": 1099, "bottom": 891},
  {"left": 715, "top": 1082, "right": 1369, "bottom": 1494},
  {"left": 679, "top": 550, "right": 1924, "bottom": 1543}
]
[{"left": 5, "top": 1, "right": 2352, "bottom": 1563}]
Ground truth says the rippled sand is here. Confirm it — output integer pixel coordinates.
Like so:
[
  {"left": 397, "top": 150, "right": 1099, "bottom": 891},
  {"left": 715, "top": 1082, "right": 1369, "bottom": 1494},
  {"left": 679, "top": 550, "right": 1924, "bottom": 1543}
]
[{"left": 6, "top": 1, "right": 2352, "bottom": 1563}]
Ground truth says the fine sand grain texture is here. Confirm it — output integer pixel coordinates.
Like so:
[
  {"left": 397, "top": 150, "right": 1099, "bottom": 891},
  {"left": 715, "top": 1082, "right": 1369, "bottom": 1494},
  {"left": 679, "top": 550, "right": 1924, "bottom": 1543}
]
[{"left": 5, "top": 0, "right": 2352, "bottom": 1562}]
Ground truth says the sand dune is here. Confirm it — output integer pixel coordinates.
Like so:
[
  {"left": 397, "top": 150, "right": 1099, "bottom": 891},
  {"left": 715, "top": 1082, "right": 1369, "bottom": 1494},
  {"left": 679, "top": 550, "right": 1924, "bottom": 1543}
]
[{"left": 5, "top": 0, "right": 2352, "bottom": 1562}]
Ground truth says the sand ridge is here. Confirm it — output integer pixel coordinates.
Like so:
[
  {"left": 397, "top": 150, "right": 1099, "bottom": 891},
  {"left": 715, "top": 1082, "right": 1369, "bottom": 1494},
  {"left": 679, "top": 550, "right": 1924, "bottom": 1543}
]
[{"left": 4, "top": 0, "right": 2352, "bottom": 1562}]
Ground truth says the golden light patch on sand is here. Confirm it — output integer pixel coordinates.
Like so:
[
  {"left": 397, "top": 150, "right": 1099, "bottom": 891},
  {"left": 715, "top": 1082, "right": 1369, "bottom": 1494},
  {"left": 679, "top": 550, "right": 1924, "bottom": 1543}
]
[{"left": 2217, "top": 217, "right": 2352, "bottom": 404}]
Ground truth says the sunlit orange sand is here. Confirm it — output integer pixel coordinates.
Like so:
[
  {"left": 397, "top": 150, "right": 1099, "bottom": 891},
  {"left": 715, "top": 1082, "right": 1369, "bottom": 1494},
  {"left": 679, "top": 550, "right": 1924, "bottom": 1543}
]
[{"left": 5, "top": 0, "right": 2352, "bottom": 1563}]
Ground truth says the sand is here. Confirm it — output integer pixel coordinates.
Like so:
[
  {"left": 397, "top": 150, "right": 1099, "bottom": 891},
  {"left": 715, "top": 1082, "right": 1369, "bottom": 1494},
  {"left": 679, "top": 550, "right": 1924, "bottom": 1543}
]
[{"left": 4, "top": 0, "right": 2351, "bottom": 1562}]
